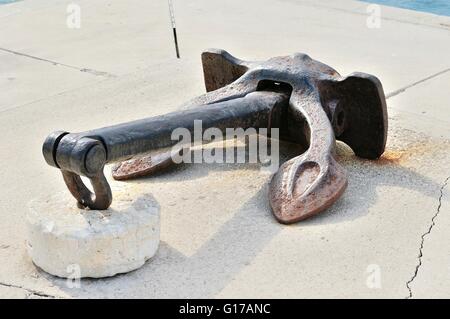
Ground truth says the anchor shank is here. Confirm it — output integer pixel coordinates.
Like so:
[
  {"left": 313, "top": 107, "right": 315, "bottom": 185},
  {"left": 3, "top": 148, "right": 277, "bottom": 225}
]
[{"left": 80, "top": 91, "right": 288, "bottom": 164}]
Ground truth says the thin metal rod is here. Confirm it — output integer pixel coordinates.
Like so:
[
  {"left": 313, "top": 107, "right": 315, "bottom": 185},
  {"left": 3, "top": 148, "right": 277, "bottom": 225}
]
[
  {"left": 168, "top": 0, "right": 180, "bottom": 58},
  {"left": 172, "top": 28, "right": 180, "bottom": 59}
]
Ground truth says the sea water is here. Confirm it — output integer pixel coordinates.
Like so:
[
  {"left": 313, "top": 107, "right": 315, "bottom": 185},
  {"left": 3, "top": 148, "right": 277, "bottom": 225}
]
[
  {"left": 361, "top": 0, "right": 450, "bottom": 17},
  {"left": 0, "top": 0, "right": 19, "bottom": 4}
]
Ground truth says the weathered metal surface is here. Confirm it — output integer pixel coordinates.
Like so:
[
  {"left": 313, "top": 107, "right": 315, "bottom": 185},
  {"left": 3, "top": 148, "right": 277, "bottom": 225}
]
[
  {"left": 43, "top": 49, "right": 387, "bottom": 224},
  {"left": 111, "top": 146, "right": 186, "bottom": 180}
]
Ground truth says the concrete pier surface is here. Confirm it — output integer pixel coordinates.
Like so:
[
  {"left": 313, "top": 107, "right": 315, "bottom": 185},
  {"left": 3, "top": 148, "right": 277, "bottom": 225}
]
[{"left": 0, "top": 0, "right": 449, "bottom": 298}]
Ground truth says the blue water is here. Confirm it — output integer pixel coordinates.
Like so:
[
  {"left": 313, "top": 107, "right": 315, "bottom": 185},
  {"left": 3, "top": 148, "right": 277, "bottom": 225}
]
[
  {"left": 361, "top": 0, "right": 450, "bottom": 17},
  {"left": 1, "top": 0, "right": 448, "bottom": 17},
  {"left": 0, "top": 0, "right": 19, "bottom": 4}
]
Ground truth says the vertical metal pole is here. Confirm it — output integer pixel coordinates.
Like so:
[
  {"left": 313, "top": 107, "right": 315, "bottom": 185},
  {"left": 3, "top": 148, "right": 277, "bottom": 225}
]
[{"left": 168, "top": 0, "right": 180, "bottom": 58}]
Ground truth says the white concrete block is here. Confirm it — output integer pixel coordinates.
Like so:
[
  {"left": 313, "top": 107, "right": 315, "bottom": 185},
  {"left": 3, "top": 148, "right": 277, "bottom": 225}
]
[{"left": 26, "top": 188, "right": 160, "bottom": 278}]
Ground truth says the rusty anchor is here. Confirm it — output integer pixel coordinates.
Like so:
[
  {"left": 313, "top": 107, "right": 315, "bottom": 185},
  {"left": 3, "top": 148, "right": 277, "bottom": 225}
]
[{"left": 43, "top": 49, "right": 387, "bottom": 224}]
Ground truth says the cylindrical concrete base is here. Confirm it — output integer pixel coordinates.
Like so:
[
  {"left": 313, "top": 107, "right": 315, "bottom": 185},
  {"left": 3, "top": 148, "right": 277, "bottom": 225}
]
[{"left": 26, "top": 188, "right": 160, "bottom": 278}]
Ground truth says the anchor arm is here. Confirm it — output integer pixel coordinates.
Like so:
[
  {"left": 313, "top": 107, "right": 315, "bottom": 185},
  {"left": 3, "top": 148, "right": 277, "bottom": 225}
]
[{"left": 269, "top": 88, "right": 348, "bottom": 223}]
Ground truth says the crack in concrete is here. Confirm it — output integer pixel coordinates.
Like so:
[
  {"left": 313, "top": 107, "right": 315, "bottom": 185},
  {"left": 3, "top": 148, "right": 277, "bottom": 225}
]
[
  {"left": 0, "top": 47, "right": 116, "bottom": 78},
  {"left": 0, "top": 281, "right": 58, "bottom": 299},
  {"left": 406, "top": 175, "right": 450, "bottom": 298},
  {"left": 386, "top": 68, "right": 450, "bottom": 99}
]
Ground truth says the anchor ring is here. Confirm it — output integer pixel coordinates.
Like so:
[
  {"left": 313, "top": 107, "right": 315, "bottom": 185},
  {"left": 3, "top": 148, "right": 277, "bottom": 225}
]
[{"left": 61, "top": 170, "right": 112, "bottom": 210}]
